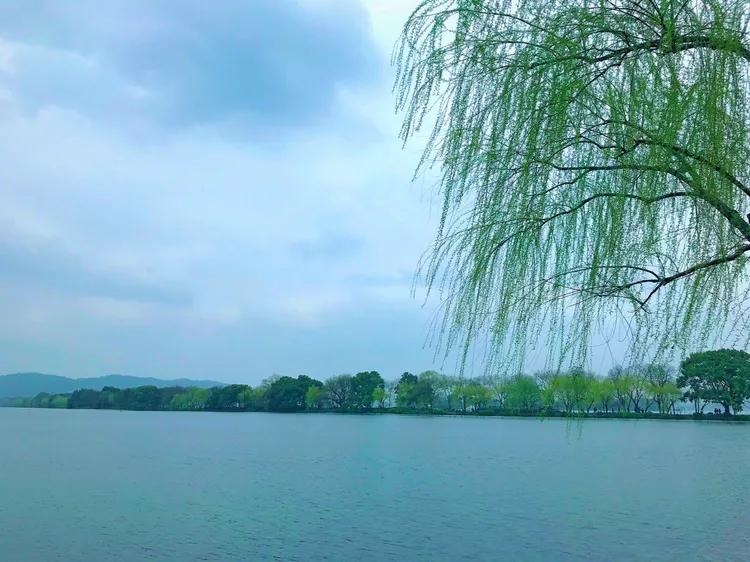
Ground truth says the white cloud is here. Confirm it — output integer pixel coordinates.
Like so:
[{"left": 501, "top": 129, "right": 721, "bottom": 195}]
[{"left": 0, "top": 0, "right": 448, "bottom": 381}]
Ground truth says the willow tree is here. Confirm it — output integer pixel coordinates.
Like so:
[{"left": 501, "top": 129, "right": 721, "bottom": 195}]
[{"left": 395, "top": 0, "right": 750, "bottom": 369}]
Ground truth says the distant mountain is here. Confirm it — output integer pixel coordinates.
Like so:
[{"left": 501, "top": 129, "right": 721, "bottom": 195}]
[{"left": 0, "top": 372, "right": 225, "bottom": 399}]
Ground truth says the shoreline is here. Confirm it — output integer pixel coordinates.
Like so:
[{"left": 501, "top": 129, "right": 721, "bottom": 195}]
[{"left": 3, "top": 405, "right": 748, "bottom": 422}]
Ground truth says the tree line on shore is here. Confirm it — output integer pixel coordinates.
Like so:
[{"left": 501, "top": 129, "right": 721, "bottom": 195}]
[{"left": 8, "top": 349, "right": 749, "bottom": 417}]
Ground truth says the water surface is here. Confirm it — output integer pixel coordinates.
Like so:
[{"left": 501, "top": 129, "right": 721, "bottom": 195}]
[{"left": 1, "top": 409, "right": 748, "bottom": 561}]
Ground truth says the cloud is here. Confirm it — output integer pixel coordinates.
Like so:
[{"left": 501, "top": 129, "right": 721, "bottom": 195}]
[
  {"left": 0, "top": 0, "right": 379, "bottom": 128},
  {"left": 0, "top": 0, "right": 541, "bottom": 382},
  {"left": 0, "top": 224, "right": 191, "bottom": 305},
  {"left": 0, "top": 292, "right": 445, "bottom": 381},
  {"left": 0, "top": 74, "right": 439, "bottom": 382}
]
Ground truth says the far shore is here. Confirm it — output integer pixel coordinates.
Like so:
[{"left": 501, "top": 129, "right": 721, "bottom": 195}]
[{"left": 4, "top": 404, "right": 749, "bottom": 422}]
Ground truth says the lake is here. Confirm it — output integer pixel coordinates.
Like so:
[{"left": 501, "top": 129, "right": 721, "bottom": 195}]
[{"left": 0, "top": 409, "right": 748, "bottom": 561}]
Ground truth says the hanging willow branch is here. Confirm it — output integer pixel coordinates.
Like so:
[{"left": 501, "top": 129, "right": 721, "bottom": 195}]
[{"left": 394, "top": 0, "right": 750, "bottom": 369}]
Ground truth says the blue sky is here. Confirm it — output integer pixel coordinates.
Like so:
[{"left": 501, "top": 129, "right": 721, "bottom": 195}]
[{"left": 0, "top": 1, "right": 623, "bottom": 383}]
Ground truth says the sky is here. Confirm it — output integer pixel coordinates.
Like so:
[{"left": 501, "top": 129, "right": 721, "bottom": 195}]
[{"left": 0, "top": 1, "right": 624, "bottom": 383}]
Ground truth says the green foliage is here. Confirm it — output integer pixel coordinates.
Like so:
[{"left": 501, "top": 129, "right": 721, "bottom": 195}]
[
  {"left": 678, "top": 349, "right": 750, "bottom": 414},
  {"left": 266, "top": 376, "right": 323, "bottom": 412},
  {"left": 170, "top": 388, "right": 211, "bottom": 410},
  {"left": 596, "top": 379, "right": 616, "bottom": 413},
  {"left": 395, "top": 372, "right": 419, "bottom": 407},
  {"left": 451, "top": 380, "right": 492, "bottom": 411},
  {"left": 504, "top": 375, "right": 541, "bottom": 412},
  {"left": 116, "top": 386, "right": 163, "bottom": 410},
  {"left": 305, "top": 386, "right": 327, "bottom": 410},
  {"left": 49, "top": 394, "right": 68, "bottom": 409},
  {"left": 642, "top": 363, "right": 679, "bottom": 413},
  {"left": 30, "top": 392, "right": 52, "bottom": 408},
  {"left": 372, "top": 386, "right": 387, "bottom": 409},
  {"left": 398, "top": 372, "right": 418, "bottom": 386},
  {"left": 450, "top": 378, "right": 468, "bottom": 411},
  {"left": 207, "top": 384, "right": 250, "bottom": 410},
  {"left": 10, "top": 350, "right": 746, "bottom": 419},
  {"left": 549, "top": 369, "right": 597, "bottom": 414},
  {"left": 238, "top": 387, "right": 264, "bottom": 410},
  {"left": 395, "top": 0, "right": 750, "bottom": 369},
  {"left": 68, "top": 388, "right": 107, "bottom": 409},
  {"left": 608, "top": 366, "right": 637, "bottom": 412},
  {"left": 436, "top": 373, "right": 458, "bottom": 409},
  {"left": 350, "top": 371, "right": 385, "bottom": 410},
  {"left": 396, "top": 372, "right": 438, "bottom": 408},
  {"left": 412, "top": 378, "right": 437, "bottom": 408}
]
